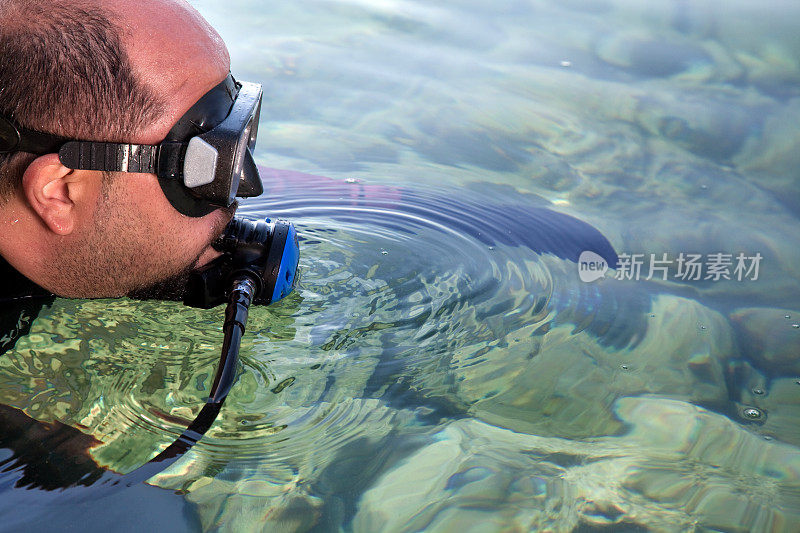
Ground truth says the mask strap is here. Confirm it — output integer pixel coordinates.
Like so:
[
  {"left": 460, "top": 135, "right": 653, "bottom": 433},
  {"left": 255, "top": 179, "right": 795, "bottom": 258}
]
[
  {"left": 58, "top": 141, "right": 157, "bottom": 172},
  {"left": 0, "top": 114, "right": 67, "bottom": 154},
  {"left": 58, "top": 141, "right": 187, "bottom": 179}
]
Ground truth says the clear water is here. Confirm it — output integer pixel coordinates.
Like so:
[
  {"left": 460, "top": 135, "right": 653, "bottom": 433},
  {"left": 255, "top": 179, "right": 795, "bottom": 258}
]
[{"left": 3, "top": 0, "right": 800, "bottom": 530}]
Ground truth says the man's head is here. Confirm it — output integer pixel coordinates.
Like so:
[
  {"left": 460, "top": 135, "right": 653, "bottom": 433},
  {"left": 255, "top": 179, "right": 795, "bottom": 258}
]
[{"left": 0, "top": 0, "right": 236, "bottom": 298}]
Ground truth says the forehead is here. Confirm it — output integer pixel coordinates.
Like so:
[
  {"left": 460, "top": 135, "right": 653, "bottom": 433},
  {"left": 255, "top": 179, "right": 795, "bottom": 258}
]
[{"left": 103, "top": 0, "right": 231, "bottom": 143}]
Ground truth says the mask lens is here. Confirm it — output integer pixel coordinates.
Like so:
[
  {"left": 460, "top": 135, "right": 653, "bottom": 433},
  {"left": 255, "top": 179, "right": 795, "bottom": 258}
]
[
  {"left": 248, "top": 113, "right": 259, "bottom": 153},
  {"left": 227, "top": 119, "right": 252, "bottom": 200},
  {"left": 215, "top": 86, "right": 262, "bottom": 204},
  {"left": 233, "top": 98, "right": 263, "bottom": 198}
]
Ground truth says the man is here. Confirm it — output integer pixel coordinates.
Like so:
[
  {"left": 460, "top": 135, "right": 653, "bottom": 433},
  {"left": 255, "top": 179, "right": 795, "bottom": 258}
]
[
  {"left": 0, "top": 0, "right": 283, "bottom": 493},
  {"left": 0, "top": 0, "right": 259, "bottom": 354}
]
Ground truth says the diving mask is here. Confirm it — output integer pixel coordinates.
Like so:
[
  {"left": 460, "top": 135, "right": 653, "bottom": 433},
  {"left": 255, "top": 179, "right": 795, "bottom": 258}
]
[{"left": 0, "top": 72, "right": 263, "bottom": 217}]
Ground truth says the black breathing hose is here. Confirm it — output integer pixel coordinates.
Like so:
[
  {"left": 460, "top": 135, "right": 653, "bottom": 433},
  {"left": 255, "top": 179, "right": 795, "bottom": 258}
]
[
  {"left": 117, "top": 275, "right": 257, "bottom": 486},
  {"left": 210, "top": 276, "right": 256, "bottom": 403},
  {"left": 37, "top": 217, "right": 299, "bottom": 493}
]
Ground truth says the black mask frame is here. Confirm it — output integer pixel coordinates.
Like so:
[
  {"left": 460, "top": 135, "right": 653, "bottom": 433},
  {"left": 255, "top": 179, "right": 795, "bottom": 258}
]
[{"left": 0, "top": 73, "right": 264, "bottom": 217}]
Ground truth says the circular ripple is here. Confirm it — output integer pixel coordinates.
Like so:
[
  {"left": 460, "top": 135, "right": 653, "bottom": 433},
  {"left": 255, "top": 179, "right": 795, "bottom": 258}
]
[
  {"left": 1, "top": 174, "right": 635, "bottom": 483},
  {"left": 157, "top": 174, "right": 634, "bottom": 474}
]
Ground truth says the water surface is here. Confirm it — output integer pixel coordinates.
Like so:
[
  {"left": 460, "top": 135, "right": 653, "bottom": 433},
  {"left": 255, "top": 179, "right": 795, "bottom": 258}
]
[{"left": 2, "top": 0, "right": 800, "bottom": 531}]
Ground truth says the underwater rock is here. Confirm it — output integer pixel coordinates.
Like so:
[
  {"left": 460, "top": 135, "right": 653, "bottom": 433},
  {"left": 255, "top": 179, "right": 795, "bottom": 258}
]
[
  {"left": 450, "top": 293, "right": 734, "bottom": 439},
  {"left": 596, "top": 31, "right": 712, "bottom": 78},
  {"left": 598, "top": 169, "right": 800, "bottom": 310},
  {"left": 612, "top": 396, "right": 800, "bottom": 531},
  {"left": 150, "top": 398, "right": 418, "bottom": 531},
  {"left": 353, "top": 397, "right": 800, "bottom": 532},
  {"left": 734, "top": 98, "right": 800, "bottom": 216},
  {"left": 736, "top": 42, "right": 800, "bottom": 99},
  {"left": 353, "top": 419, "right": 582, "bottom": 532},
  {"left": 729, "top": 307, "right": 800, "bottom": 376},
  {"left": 259, "top": 122, "right": 399, "bottom": 173},
  {"left": 632, "top": 88, "right": 763, "bottom": 161},
  {"left": 755, "top": 377, "right": 800, "bottom": 448}
]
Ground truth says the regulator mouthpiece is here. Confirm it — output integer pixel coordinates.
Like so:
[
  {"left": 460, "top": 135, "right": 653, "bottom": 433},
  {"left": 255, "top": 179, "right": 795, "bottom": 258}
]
[{"left": 184, "top": 217, "right": 300, "bottom": 309}]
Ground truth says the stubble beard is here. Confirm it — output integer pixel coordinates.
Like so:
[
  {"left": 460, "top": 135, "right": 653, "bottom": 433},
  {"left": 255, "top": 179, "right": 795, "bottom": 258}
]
[
  {"left": 56, "top": 191, "right": 235, "bottom": 300},
  {"left": 126, "top": 204, "right": 236, "bottom": 301}
]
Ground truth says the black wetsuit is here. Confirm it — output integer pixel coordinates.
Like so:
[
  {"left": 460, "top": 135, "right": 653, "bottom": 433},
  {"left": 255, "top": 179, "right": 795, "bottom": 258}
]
[
  {"left": 0, "top": 255, "right": 53, "bottom": 356},
  {"left": 0, "top": 257, "right": 106, "bottom": 490}
]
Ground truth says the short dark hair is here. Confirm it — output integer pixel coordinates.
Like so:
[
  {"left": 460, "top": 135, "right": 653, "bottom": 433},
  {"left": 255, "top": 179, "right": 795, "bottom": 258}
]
[{"left": 0, "top": 1, "right": 164, "bottom": 199}]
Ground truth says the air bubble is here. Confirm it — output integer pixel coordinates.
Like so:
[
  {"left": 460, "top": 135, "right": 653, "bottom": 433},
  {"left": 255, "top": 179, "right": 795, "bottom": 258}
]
[
  {"left": 752, "top": 388, "right": 764, "bottom": 395},
  {"left": 620, "top": 364, "right": 629, "bottom": 370},
  {"left": 743, "top": 408, "right": 763, "bottom": 420}
]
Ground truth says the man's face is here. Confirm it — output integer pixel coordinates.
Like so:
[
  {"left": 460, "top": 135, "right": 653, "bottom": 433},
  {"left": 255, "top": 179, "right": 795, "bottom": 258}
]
[
  {"left": 61, "top": 0, "right": 236, "bottom": 297},
  {"left": 59, "top": 174, "right": 233, "bottom": 298}
]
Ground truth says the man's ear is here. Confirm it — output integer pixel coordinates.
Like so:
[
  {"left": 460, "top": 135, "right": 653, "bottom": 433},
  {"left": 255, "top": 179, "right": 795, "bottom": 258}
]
[{"left": 22, "top": 154, "right": 89, "bottom": 235}]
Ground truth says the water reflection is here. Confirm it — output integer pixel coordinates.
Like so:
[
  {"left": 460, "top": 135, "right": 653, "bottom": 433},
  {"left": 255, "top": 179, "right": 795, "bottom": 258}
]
[
  {"left": 2, "top": 169, "right": 797, "bottom": 530},
  {"left": 2, "top": 0, "right": 800, "bottom": 529}
]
